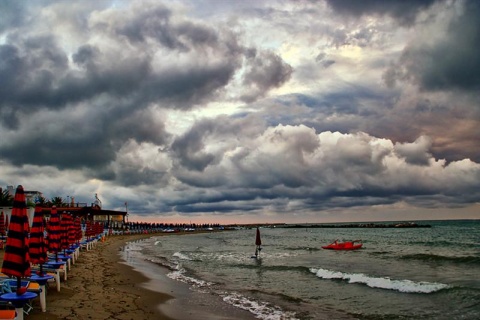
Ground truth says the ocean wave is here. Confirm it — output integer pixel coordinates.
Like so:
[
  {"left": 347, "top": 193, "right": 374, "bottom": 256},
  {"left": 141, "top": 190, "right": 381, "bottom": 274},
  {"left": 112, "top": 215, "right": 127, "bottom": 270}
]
[
  {"left": 222, "top": 292, "right": 298, "bottom": 320},
  {"left": 147, "top": 257, "right": 179, "bottom": 272},
  {"left": 167, "top": 269, "right": 213, "bottom": 289},
  {"left": 231, "top": 264, "right": 311, "bottom": 274},
  {"left": 263, "top": 265, "right": 312, "bottom": 274},
  {"left": 309, "top": 268, "right": 449, "bottom": 293},
  {"left": 172, "top": 251, "right": 192, "bottom": 261},
  {"left": 368, "top": 251, "right": 390, "bottom": 256},
  {"left": 400, "top": 254, "right": 480, "bottom": 265},
  {"left": 284, "top": 246, "right": 321, "bottom": 252},
  {"left": 166, "top": 263, "right": 299, "bottom": 319}
]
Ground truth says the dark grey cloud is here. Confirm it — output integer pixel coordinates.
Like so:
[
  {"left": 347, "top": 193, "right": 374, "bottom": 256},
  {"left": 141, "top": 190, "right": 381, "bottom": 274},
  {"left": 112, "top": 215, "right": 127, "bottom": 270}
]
[
  {"left": 384, "top": 0, "right": 480, "bottom": 92},
  {"left": 171, "top": 115, "right": 261, "bottom": 174},
  {"left": 0, "top": 36, "right": 69, "bottom": 110},
  {"left": 0, "top": 1, "right": 293, "bottom": 174},
  {"left": 240, "top": 51, "right": 293, "bottom": 102},
  {"left": 315, "top": 52, "right": 335, "bottom": 68},
  {"left": 394, "top": 136, "right": 432, "bottom": 166},
  {"left": 0, "top": 0, "right": 479, "bottom": 220},
  {"left": 326, "top": 0, "right": 439, "bottom": 26},
  {"left": 171, "top": 127, "right": 217, "bottom": 172},
  {"left": 0, "top": 2, "right": 241, "bottom": 116},
  {"left": 0, "top": 0, "right": 26, "bottom": 32}
]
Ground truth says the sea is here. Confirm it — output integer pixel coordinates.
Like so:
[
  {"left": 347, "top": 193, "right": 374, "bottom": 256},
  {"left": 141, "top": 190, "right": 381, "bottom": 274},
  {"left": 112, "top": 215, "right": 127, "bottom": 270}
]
[{"left": 121, "top": 220, "right": 480, "bottom": 320}]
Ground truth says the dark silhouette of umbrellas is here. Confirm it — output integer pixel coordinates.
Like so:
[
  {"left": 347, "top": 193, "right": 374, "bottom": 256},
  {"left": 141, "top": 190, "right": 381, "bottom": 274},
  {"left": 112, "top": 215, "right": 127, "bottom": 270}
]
[
  {"left": 94, "top": 221, "right": 102, "bottom": 237},
  {"left": 1, "top": 185, "right": 31, "bottom": 293},
  {"left": 0, "top": 211, "right": 5, "bottom": 237},
  {"left": 47, "top": 206, "right": 61, "bottom": 260},
  {"left": 85, "top": 220, "right": 93, "bottom": 239},
  {"left": 254, "top": 227, "right": 262, "bottom": 258},
  {"left": 29, "top": 204, "right": 48, "bottom": 275},
  {"left": 255, "top": 227, "right": 262, "bottom": 246},
  {"left": 74, "top": 217, "right": 82, "bottom": 244},
  {"left": 60, "top": 212, "right": 74, "bottom": 253},
  {"left": 66, "top": 214, "right": 76, "bottom": 247},
  {"left": 60, "top": 212, "right": 70, "bottom": 253}
]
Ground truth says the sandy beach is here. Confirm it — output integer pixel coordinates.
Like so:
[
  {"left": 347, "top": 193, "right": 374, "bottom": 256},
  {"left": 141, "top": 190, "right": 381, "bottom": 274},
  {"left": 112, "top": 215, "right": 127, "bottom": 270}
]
[
  {"left": 1, "top": 234, "right": 171, "bottom": 320},
  {"left": 0, "top": 232, "right": 257, "bottom": 320}
]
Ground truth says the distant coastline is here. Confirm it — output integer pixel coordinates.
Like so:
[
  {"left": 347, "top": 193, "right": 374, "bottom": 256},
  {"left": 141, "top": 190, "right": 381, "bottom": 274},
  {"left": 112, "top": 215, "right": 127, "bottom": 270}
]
[{"left": 282, "top": 222, "right": 431, "bottom": 228}]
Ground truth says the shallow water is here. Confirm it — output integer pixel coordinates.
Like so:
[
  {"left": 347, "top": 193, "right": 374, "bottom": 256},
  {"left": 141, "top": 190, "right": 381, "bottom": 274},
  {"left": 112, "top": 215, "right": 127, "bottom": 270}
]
[{"left": 124, "top": 220, "right": 480, "bottom": 319}]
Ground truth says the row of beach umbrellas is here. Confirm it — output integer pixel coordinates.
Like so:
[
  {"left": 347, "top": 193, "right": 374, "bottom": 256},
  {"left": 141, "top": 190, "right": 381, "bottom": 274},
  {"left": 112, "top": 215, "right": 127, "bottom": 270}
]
[
  {"left": 0, "top": 185, "right": 107, "bottom": 319},
  {"left": 1, "top": 186, "right": 103, "bottom": 294}
]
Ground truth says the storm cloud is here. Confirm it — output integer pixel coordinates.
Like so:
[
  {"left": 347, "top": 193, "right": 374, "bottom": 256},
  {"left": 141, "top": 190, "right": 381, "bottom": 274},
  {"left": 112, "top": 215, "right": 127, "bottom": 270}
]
[{"left": 0, "top": 0, "right": 479, "bottom": 223}]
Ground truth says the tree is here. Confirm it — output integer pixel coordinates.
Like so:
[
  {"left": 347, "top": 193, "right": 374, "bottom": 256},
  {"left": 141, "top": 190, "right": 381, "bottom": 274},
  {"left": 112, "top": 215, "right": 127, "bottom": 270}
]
[
  {"left": 51, "top": 196, "right": 64, "bottom": 207},
  {"left": 36, "top": 196, "right": 47, "bottom": 205},
  {"left": 0, "top": 189, "right": 13, "bottom": 207}
]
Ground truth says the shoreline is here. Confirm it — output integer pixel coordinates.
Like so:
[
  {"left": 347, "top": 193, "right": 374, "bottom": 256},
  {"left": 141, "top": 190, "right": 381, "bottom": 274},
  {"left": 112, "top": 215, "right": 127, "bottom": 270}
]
[
  {"left": 120, "top": 234, "right": 257, "bottom": 320},
  {"left": 1, "top": 231, "right": 255, "bottom": 320},
  {"left": 25, "top": 233, "right": 172, "bottom": 320}
]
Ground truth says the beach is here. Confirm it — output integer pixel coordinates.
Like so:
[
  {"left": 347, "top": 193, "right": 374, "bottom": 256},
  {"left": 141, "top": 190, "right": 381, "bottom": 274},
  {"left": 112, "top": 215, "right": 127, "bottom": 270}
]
[
  {"left": 1, "top": 232, "right": 256, "bottom": 320},
  {"left": 1, "top": 234, "right": 170, "bottom": 320}
]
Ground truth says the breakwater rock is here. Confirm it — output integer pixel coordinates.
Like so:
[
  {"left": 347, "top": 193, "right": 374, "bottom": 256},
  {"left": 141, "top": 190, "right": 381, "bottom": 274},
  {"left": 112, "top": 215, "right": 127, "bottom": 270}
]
[{"left": 283, "top": 222, "right": 432, "bottom": 229}]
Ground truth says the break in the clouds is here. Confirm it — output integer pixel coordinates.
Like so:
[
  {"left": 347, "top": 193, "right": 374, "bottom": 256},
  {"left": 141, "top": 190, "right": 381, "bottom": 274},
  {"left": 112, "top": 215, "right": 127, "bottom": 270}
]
[{"left": 0, "top": 0, "right": 479, "bottom": 223}]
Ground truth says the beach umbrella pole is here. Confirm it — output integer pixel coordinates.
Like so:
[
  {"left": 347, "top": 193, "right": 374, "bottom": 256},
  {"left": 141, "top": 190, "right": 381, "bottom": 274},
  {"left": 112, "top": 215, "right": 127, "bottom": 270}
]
[{"left": 16, "top": 277, "right": 21, "bottom": 293}]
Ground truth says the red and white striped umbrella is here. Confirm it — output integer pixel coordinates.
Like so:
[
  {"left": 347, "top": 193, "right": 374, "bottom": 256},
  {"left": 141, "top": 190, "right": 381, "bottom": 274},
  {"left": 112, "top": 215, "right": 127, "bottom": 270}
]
[
  {"left": 1, "top": 185, "right": 31, "bottom": 293},
  {"left": 47, "top": 206, "right": 61, "bottom": 259},
  {"left": 29, "top": 204, "right": 48, "bottom": 274}
]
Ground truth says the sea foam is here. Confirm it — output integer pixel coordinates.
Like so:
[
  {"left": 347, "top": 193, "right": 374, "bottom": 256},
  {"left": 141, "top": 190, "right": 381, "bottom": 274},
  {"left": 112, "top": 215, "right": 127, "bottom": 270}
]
[
  {"left": 172, "top": 251, "right": 192, "bottom": 260},
  {"left": 167, "top": 269, "right": 213, "bottom": 289},
  {"left": 222, "top": 292, "right": 298, "bottom": 320},
  {"left": 310, "top": 268, "right": 449, "bottom": 293}
]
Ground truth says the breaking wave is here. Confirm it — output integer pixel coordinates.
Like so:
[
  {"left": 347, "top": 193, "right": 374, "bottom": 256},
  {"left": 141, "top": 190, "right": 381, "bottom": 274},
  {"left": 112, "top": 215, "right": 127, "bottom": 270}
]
[
  {"left": 310, "top": 268, "right": 449, "bottom": 293},
  {"left": 400, "top": 254, "right": 480, "bottom": 265},
  {"left": 222, "top": 292, "right": 298, "bottom": 320}
]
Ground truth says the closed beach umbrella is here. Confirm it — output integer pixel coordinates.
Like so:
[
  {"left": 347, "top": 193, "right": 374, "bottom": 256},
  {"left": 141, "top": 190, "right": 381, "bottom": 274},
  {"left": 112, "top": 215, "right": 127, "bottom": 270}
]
[
  {"left": 60, "top": 212, "right": 75, "bottom": 254},
  {"left": 254, "top": 227, "right": 262, "bottom": 258},
  {"left": 0, "top": 211, "right": 5, "bottom": 237},
  {"left": 74, "top": 217, "right": 82, "bottom": 244},
  {"left": 47, "top": 206, "right": 61, "bottom": 259},
  {"left": 29, "top": 205, "right": 51, "bottom": 313},
  {"left": 60, "top": 212, "right": 70, "bottom": 252},
  {"left": 85, "top": 220, "right": 93, "bottom": 239},
  {"left": 29, "top": 204, "right": 48, "bottom": 273},
  {"left": 0, "top": 211, "right": 5, "bottom": 250},
  {"left": 256, "top": 227, "right": 262, "bottom": 246},
  {"left": 94, "top": 222, "right": 102, "bottom": 237},
  {"left": 5, "top": 214, "right": 9, "bottom": 233},
  {"left": 66, "top": 214, "right": 76, "bottom": 246},
  {"left": 1, "top": 185, "right": 31, "bottom": 292}
]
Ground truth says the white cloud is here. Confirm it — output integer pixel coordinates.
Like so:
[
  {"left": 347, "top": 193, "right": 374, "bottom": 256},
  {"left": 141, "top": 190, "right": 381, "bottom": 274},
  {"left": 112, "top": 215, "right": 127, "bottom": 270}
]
[{"left": 1, "top": 0, "right": 479, "bottom": 222}]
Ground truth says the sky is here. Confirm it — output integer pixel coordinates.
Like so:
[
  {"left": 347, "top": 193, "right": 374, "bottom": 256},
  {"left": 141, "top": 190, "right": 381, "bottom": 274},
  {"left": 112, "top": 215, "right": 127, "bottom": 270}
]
[{"left": 1, "top": 0, "right": 479, "bottom": 224}]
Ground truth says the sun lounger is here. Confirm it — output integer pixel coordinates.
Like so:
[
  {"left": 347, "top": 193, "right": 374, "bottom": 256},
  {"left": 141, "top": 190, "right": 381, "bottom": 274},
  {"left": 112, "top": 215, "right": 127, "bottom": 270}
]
[{"left": 0, "top": 309, "right": 15, "bottom": 320}]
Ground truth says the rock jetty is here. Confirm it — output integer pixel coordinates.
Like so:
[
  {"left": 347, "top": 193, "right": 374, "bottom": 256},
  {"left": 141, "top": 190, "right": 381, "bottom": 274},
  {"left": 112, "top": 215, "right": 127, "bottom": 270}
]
[{"left": 283, "top": 222, "right": 431, "bottom": 228}]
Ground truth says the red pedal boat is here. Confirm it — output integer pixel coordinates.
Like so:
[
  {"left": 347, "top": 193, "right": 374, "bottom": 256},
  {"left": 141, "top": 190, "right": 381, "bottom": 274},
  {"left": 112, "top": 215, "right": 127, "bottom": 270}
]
[{"left": 322, "top": 240, "right": 363, "bottom": 250}]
